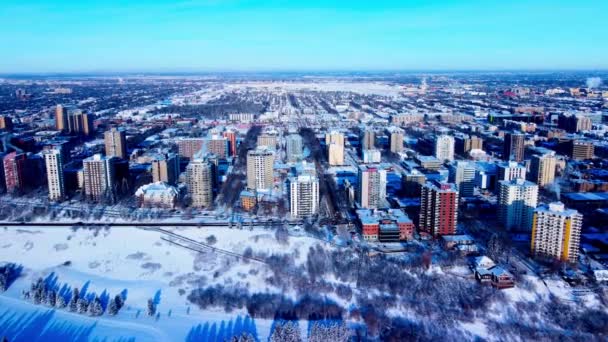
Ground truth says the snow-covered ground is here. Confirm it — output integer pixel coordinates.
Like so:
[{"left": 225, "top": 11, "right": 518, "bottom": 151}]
[{"left": 0, "top": 226, "right": 325, "bottom": 341}]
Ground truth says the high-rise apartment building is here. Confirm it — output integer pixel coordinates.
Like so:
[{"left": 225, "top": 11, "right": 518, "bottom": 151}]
[
  {"left": 177, "top": 138, "right": 205, "bottom": 159},
  {"left": 0, "top": 116, "right": 13, "bottom": 131},
  {"left": 357, "top": 165, "right": 387, "bottom": 209},
  {"left": 44, "top": 149, "right": 65, "bottom": 201},
  {"left": 151, "top": 153, "right": 180, "bottom": 185},
  {"left": 223, "top": 130, "right": 237, "bottom": 157},
  {"left": 204, "top": 136, "right": 229, "bottom": 159},
  {"left": 289, "top": 175, "right": 319, "bottom": 218},
  {"left": 498, "top": 179, "right": 538, "bottom": 231},
  {"left": 529, "top": 154, "right": 556, "bottom": 188},
  {"left": 496, "top": 161, "right": 526, "bottom": 183},
  {"left": 257, "top": 132, "right": 279, "bottom": 149},
  {"left": 55, "top": 104, "right": 68, "bottom": 131},
  {"left": 186, "top": 157, "right": 214, "bottom": 208},
  {"left": 419, "top": 181, "right": 459, "bottom": 236},
  {"left": 448, "top": 161, "right": 476, "bottom": 197},
  {"left": 104, "top": 127, "right": 128, "bottom": 159},
  {"left": 246, "top": 148, "right": 274, "bottom": 191},
  {"left": 531, "top": 202, "right": 582, "bottom": 263},
  {"left": 286, "top": 134, "right": 303, "bottom": 162},
  {"left": 67, "top": 110, "right": 93, "bottom": 136},
  {"left": 387, "top": 127, "right": 404, "bottom": 153},
  {"left": 83, "top": 154, "right": 116, "bottom": 202},
  {"left": 503, "top": 132, "right": 525, "bottom": 162},
  {"left": 361, "top": 129, "right": 375, "bottom": 150},
  {"left": 325, "top": 131, "right": 345, "bottom": 147},
  {"left": 455, "top": 134, "right": 483, "bottom": 155},
  {"left": 328, "top": 143, "right": 344, "bottom": 166},
  {"left": 434, "top": 135, "right": 455, "bottom": 162},
  {"left": 3, "top": 152, "right": 27, "bottom": 194},
  {"left": 569, "top": 140, "right": 594, "bottom": 160}
]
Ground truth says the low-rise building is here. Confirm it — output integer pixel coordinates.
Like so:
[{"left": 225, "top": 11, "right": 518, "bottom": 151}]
[
  {"left": 356, "top": 209, "right": 415, "bottom": 242},
  {"left": 135, "top": 182, "right": 179, "bottom": 208}
]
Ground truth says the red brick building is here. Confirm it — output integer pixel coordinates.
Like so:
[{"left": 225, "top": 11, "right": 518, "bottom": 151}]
[
  {"left": 419, "top": 181, "right": 459, "bottom": 237},
  {"left": 357, "top": 209, "right": 415, "bottom": 242},
  {"left": 223, "top": 130, "right": 237, "bottom": 157}
]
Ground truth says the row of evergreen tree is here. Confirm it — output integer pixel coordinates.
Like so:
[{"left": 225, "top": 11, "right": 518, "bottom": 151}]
[
  {"left": 269, "top": 320, "right": 350, "bottom": 342},
  {"left": 21, "top": 277, "right": 125, "bottom": 317}
]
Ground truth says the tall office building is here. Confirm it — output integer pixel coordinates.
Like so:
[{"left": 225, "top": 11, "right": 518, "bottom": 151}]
[
  {"left": 361, "top": 129, "right": 375, "bottom": 150},
  {"left": 448, "top": 161, "right": 476, "bottom": 197},
  {"left": 223, "top": 130, "right": 237, "bottom": 157},
  {"left": 387, "top": 127, "right": 404, "bottom": 153},
  {"left": 529, "top": 154, "right": 556, "bottom": 188},
  {"left": 286, "top": 134, "right": 303, "bottom": 162},
  {"left": 151, "top": 153, "right": 180, "bottom": 185},
  {"left": 496, "top": 161, "right": 526, "bottom": 183},
  {"left": 44, "top": 148, "right": 65, "bottom": 201},
  {"left": 434, "top": 135, "right": 455, "bottom": 162},
  {"left": 498, "top": 179, "right": 538, "bottom": 231},
  {"left": 289, "top": 175, "right": 319, "bottom": 218},
  {"left": 83, "top": 154, "right": 116, "bottom": 202},
  {"left": 55, "top": 104, "right": 68, "bottom": 131},
  {"left": 186, "top": 157, "right": 214, "bottom": 208},
  {"left": 419, "top": 181, "right": 459, "bottom": 236},
  {"left": 356, "top": 165, "right": 387, "bottom": 209},
  {"left": 531, "top": 202, "right": 582, "bottom": 263},
  {"left": 246, "top": 148, "right": 274, "bottom": 191},
  {"left": 503, "top": 132, "right": 525, "bottom": 162},
  {"left": 104, "top": 127, "right": 128, "bottom": 159}
]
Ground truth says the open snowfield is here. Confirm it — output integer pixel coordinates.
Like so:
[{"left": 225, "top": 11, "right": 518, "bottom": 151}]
[
  {"left": 0, "top": 225, "right": 326, "bottom": 341},
  {"left": 225, "top": 81, "right": 404, "bottom": 97}
]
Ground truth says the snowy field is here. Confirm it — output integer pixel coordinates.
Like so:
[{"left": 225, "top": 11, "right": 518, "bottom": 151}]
[
  {"left": 225, "top": 81, "right": 404, "bottom": 97},
  {"left": 0, "top": 226, "right": 325, "bottom": 341}
]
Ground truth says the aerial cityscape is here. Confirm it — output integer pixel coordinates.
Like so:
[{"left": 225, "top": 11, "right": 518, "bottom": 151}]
[{"left": 1, "top": 1, "right": 608, "bottom": 342}]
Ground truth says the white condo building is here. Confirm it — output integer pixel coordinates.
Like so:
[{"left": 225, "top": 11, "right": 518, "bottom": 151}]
[
  {"left": 289, "top": 175, "right": 319, "bottom": 218},
  {"left": 434, "top": 135, "right": 455, "bottom": 161},
  {"left": 44, "top": 148, "right": 65, "bottom": 201},
  {"left": 496, "top": 161, "right": 526, "bottom": 183},
  {"left": 449, "top": 161, "right": 476, "bottom": 197}
]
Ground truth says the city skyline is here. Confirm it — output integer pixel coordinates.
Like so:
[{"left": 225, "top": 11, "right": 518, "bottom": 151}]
[{"left": 1, "top": 0, "right": 608, "bottom": 73}]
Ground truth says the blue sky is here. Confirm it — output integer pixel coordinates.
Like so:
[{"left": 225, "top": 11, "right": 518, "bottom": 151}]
[{"left": 1, "top": 0, "right": 607, "bottom": 72}]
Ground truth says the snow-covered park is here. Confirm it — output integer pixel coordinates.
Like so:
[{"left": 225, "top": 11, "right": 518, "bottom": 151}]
[{"left": 0, "top": 225, "right": 326, "bottom": 341}]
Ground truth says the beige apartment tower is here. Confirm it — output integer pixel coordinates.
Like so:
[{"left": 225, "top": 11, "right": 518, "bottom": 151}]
[
  {"left": 186, "top": 157, "right": 214, "bottom": 208},
  {"left": 529, "top": 154, "right": 556, "bottom": 188},
  {"left": 104, "top": 127, "right": 127, "bottom": 159},
  {"left": 151, "top": 153, "right": 180, "bottom": 185},
  {"left": 247, "top": 148, "right": 274, "bottom": 191},
  {"left": 83, "top": 154, "right": 116, "bottom": 202}
]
